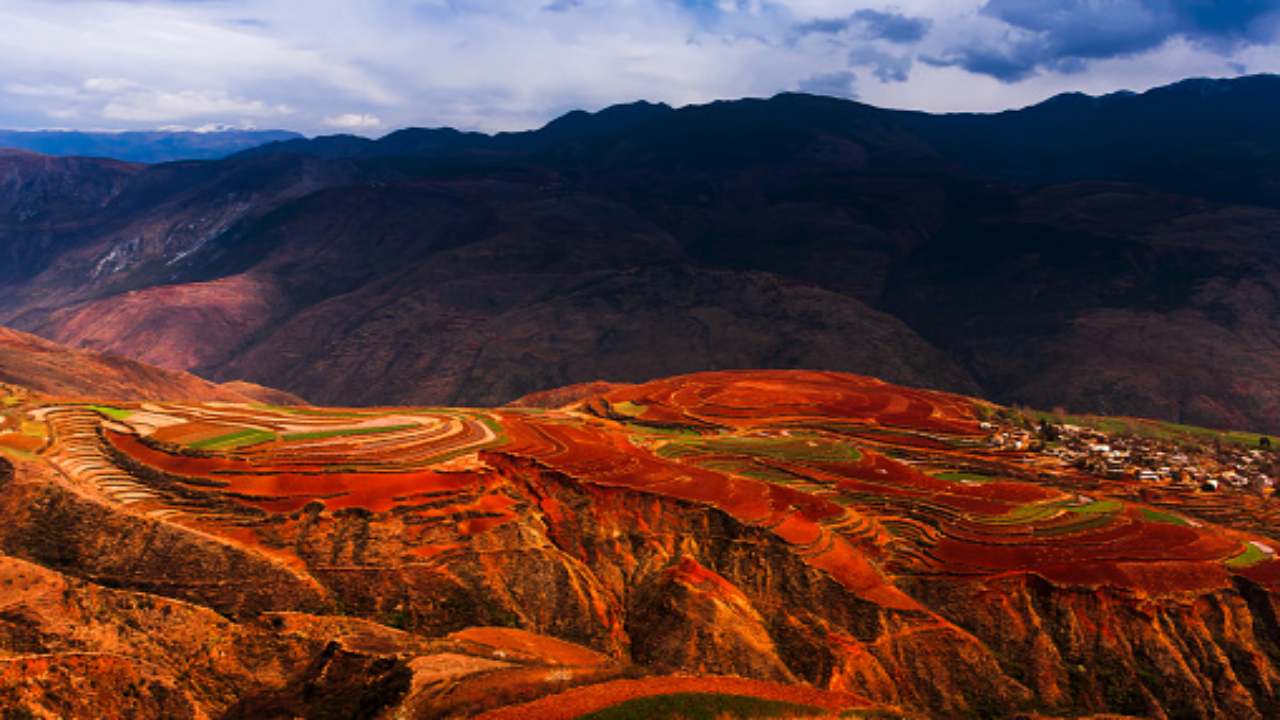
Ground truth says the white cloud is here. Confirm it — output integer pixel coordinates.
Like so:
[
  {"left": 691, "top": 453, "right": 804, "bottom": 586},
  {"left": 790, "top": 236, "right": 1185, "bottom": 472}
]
[
  {"left": 4, "top": 83, "right": 80, "bottom": 99},
  {"left": 323, "top": 113, "right": 383, "bottom": 130},
  {"left": 101, "top": 88, "right": 291, "bottom": 122},
  {"left": 83, "top": 77, "right": 142, "bottom": 94},
  {"left": 0, "top": 0, "right": 1276, "bottom": 134}
]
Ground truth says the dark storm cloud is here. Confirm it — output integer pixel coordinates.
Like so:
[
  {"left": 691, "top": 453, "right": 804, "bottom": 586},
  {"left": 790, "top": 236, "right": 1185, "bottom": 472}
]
[
  {"left": 851, "top": 9, "right": 932, "bottom": 43},
  {"left": 848, "top": 46, "right": 914, "bottom": 83},
  {"left": 796, "top": 9, "right": 931, "bottom": 44},
  {"left": 931, "top": 0, "right": 1280, "bottom": 81}
]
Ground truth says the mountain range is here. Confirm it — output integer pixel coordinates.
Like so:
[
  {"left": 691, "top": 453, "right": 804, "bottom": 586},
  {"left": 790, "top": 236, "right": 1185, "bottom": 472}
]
[
  {"left": 3, "top": 74, "right": 1280, "bottom": 432},
  {"left": 0, "top": 129, "right": 302, "bottom": 163}
]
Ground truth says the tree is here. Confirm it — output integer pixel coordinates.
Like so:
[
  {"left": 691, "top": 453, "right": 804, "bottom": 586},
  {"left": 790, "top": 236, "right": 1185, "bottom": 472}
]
[{"left": 1038, "top": 419, "right": 1060, "bottom": 442}]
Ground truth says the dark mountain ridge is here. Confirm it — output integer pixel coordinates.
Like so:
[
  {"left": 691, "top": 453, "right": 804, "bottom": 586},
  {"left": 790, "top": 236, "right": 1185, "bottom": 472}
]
[
  {"left": 246, "top": 74, "right": 1280, "bottom": 205},
  {"left": 3, "top": 74, "right": 1280, "bottom": 432}
]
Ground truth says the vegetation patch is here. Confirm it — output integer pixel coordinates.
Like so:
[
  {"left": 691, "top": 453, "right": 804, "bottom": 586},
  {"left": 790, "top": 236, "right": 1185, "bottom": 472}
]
[
  {"left": 695, "top": 458, "right": 808, "bottom": 485},
  {"left": 1069, "top": 499, "right": 1122, "bottom": 515},
  {"left": 1026, "top": 410, "right": 1270, "bottom": 449},
  {"left": 1227, "top": 542, "right": 1270, "bottom": 569},
  {"left": 1034, "top": 511, "right": 1116, "bottom": 537},
  {"left": 1140, "top": 508, "right": 1190, "bottom": 526},
  {"left": 656, "top": 433, "right": 860, "bottom": 464},
  {"left": 978, "top": 501, "right": 1063, "bottom": 526},
  {"left": 935, "top": 470, "right": 995, "bottom": 483},
  {"left": 281, "top": 424, "right": 418, "bottom": 442},
  {"left": 577, "top": 692, "right": 825, "bottom": 720},
  {"left": 609, "top": 401, "right": 647, "bottom": 418},
  {"left": 190, "top": 428, "right": 276, "bottom": 450},
  {"left": 88, "top": 405, "right": 133, "bottom": 420}
]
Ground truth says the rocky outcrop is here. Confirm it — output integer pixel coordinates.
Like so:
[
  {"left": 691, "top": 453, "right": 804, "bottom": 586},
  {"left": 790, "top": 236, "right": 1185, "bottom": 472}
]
[{"left": 0, "top": 461, "right": 328, "bottom": 617}]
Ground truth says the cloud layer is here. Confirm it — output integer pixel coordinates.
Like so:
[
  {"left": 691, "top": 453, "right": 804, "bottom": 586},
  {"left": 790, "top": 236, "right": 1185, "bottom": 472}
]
[{"left": 1, "top": 0, "right": 1278, "bottom": 135}]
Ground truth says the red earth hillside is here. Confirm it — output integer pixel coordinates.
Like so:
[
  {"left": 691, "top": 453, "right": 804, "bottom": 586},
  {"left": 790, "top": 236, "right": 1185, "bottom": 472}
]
[{"left": 1, "top": 367, "right": 1279, "bottom": 718}]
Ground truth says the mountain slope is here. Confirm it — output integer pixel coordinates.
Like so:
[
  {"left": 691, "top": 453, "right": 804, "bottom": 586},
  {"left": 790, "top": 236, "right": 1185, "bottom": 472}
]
[
  {"left": 4, "top": 76, "right": 1280, "bottom": 430},
  {"left": 0, "top": 325, "right": 298, "bottom": 403}
]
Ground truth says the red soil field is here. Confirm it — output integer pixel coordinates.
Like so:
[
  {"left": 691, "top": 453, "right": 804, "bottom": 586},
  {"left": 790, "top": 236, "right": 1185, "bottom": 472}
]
[
  {"left": 89, "top": 369, "right": 1280, "bottom": 603},
  {"left": 14, "top": 367, "right": 1280, "bottom": 718},
  {"left": 473, "top": 675, "right": 873, "bottom": 720}
]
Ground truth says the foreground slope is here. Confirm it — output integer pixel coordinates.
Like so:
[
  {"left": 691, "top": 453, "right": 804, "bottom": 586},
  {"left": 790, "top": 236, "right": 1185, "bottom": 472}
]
[{"left": 2, "top": 366, "right": 1279, "bottom": 718}]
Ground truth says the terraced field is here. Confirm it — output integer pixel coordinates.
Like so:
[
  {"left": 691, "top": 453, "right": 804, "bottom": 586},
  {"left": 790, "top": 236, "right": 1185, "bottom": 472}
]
[{"left": 6, "top": 369, "right": 1280, "bottom": 718}]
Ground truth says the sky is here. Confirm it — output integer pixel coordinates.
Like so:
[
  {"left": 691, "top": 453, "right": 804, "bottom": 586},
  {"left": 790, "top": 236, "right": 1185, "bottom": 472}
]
[{"left": 2, "top": 0, "right": 1279, "bottom": 136}]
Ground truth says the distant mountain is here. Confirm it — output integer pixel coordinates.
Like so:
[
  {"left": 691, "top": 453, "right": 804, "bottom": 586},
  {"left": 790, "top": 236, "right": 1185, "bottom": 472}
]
[
  {"left": 4, "top": 75, "right": 1280, "bottom": 432},
  {"left": 237, "top": 101, "right": 675, "bottom": 161},
  {"left": 0, "top": 128, "right": 303, "bottom": 163},
  {"left": 898, "top": 73, "right": 1280, "bottom": 207},
  {"left": 245, "top": 75, "right": 1280, "bottom": 207}
]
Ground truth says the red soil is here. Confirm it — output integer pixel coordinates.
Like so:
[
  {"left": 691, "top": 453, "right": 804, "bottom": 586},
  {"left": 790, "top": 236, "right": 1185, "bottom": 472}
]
[
  {"left": 0, "top": 433, "right": 42, "bottom": 453},
  {"left": 473, "top": 675, "right": 872, "bottom": 720},
  {"left": 494, "top": 415, "right": 920, "bottom": 611},
  {"left": 448, "top": 627, "right": 613, "bottom": 667},
  {"left": 600, "top": 370, "right": 982, "bottom": 435},
  {"left": 95, "top": 368, "right": 1280, "bottom": 603},
  {"left": 107, "top": 430, "right": 493, "bottom": 515}
]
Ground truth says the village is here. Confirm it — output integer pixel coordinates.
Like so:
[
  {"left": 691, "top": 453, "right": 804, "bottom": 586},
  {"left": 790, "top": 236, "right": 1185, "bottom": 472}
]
[{"left": 985, "top": 415, "right": 1278, "bottom": 497}]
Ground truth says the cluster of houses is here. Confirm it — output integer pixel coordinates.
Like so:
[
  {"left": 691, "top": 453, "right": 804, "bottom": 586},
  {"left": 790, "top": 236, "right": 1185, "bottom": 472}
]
[{"left": 983, "top": 420, "right": 1277, "bottom": 495}]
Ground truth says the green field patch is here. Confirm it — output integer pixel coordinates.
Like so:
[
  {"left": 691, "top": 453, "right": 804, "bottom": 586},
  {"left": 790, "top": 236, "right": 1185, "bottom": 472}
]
[
  {"left": 935, "top": 470, "right": 996, "bottom": 483},
  {"left": 281, "top": 424, "right": 418, "bottom": 442},
  {"left": 696, "top": 458, "right": 807, "bottom": 485},
  {"left": 577, "top": 692, "right": 826, "bottom": 720},
  {"left": 88, "top": 405, "right": 133, "bottom": 420},
  {"left": 190, "top": 428, "right": 276, "bottom": 450},
  {"left": 1227, "top": 542, "right": 1270, "bottom": 569},
  {"left": 656, "top": 433, "right": 860, "bottom": 464},
  {"left": 1068, "top": 499, "right": 1122, "bottom": 515},
  {"left": 1139, "top": 508, "right": 1190, "bottom": 526},
  {"left": 655, "top": 441, "right": 703, "bottom": 459},
  {"left": 0, "top": 445, "right": 36, "bottom": 461},
  {"left": 475, "top": 415, "right": 506, "bottom": 437},
  {"left": 627, "top": 423, "right": 704, "bottom": 438},
  {"left": 609, "top": 400, "right": 647, "bottom": 418},
  {"left": 977, "top": 497, "right": 1122, "bottom": 528},
  {"left": 977, "top": 501, "right": 1063, "bottom": 526},
  {"left": 1033, "top": 507, "right": 1118, "bottom": 537}
]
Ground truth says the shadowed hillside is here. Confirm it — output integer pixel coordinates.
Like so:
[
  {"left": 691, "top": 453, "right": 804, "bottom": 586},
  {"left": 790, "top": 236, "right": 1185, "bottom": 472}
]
[
  {"left": 4, "top": 75, "right": 1280, "bottom": 431},
  {"left": 0, "top": 325, "right": 299, "bottom": 404}
]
